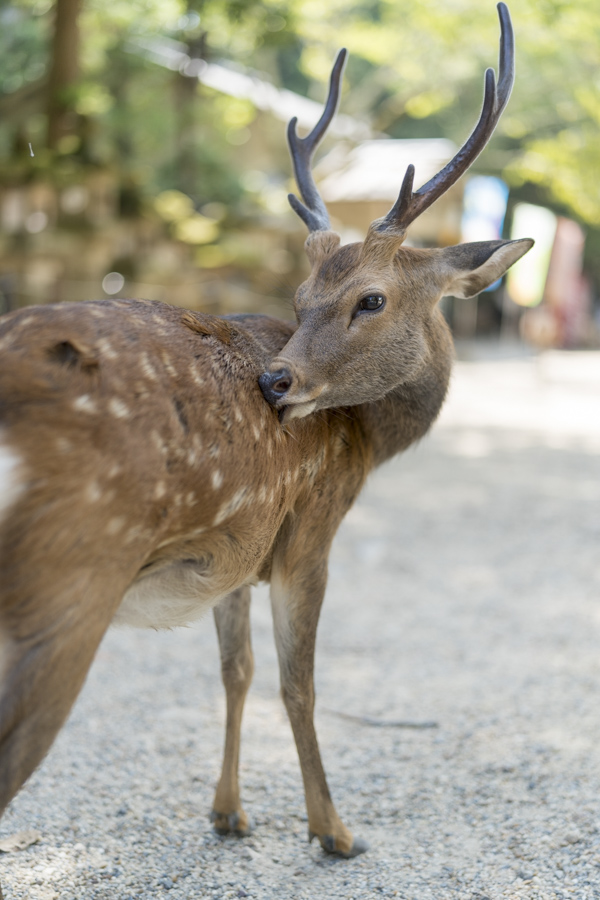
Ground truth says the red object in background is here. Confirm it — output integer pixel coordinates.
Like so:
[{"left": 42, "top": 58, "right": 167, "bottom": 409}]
[{"left": 544, "top": 217, "right": 590, "bottom": 348}]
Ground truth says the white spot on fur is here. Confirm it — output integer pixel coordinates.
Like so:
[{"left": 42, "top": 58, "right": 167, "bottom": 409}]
[
  {"left": 252, "top": 424, "right": 260, "bottom": 441},
  {"left": 0, "top": 441, "right": 24, "bottom": 522},
  {"left": 134, "top": 381, "right": 151, "bottom": 398},
  {"left": 56, "top": 437, "right": 72, "bottom": 453},
  {"left": 209, "top": 444, "right": 220, "bottom": 459},
  {"left": 140, "top": 353, "right": 159, "bottom": 382},
  {"left": 154, "top": 482, "right": 166, "bottom": 500},
  {"left": 186, "top": 492, "right": 197, "bottom": 506},
  {"left": 109, "top": 398, "right": 130, "bottom": 419},
  {"left": 97, "top": 338, "right": 117, "bottom": 360},
  {"left": 214, "top": 487, "right": 248, "bottom": 525},
  {"left": 107, "top": 464, "right": 121, "bottom": 478},
  {"left": 234, "top": 406, "right": 243, "bottom": 424},
  {"left": 151, "top": 431, "right": 167, "bottom": 455},
  {"left": 73, "top": 394, "right": 97, "bottom": 414},
  {"left": 106, "top": 517, "right": 125, "bottom": 535},
  {"left": 212, "top": 470, "right": 223, "bottom": 490},
  {"left": 258, "top": 484, "right": 267, "bottom": 503},
  {"left": 161, "top": 350, "right": 177, "bottom": 377},
  {"left": 125, "top": 525, "right": 144, "bottom": 544},
  {"left": 85, "top": 481, "right": 102, "bottom": 503},
  {"left": 302, "top": 450, "right": 324, "bottom": 484},
  {"left": 189, "top": 364, "right": 205, "bottom": 387}
]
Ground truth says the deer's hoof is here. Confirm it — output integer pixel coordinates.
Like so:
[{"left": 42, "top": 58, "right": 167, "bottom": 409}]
[
  {"left": 309, "top": 830, "right": 370, "bottom": 858},
  {"left": 210, "top": 809, "right": 253, "bottom": 837}
]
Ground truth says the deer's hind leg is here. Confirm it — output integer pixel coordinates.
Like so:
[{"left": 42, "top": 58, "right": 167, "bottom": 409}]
[
  {"left": 211, "top": 585, "right": 254, "bottom": 836},
  {"left": 0, "top": 605, "right": 112, "bottom": 815},
  {"left": 0, "top": 578, "right": 125, "bottom": 900},
  {"left": 0, "top": 459, "right": 139, "bottom": 818}
]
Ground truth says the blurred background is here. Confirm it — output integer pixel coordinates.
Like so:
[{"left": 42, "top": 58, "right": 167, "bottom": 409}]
[
  {"left": 0, "top": 0, "right": 598, "bottom": 349},
  {"left": 1, "top": 7, "right": 600, "bottom": 896}
]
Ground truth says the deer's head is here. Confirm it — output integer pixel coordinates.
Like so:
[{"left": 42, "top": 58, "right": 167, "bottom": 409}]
[{"left": 259, "top": 3, "right": 533, "bottom": 423}]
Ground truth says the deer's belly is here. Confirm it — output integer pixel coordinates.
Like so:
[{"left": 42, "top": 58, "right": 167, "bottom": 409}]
[{"left": 114, "top": 557, "right": 247, "bottom": 629}]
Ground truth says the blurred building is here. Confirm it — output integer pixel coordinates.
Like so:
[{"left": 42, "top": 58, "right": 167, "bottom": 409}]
[{"left": 316, "top": 139, "right": 462, "bottom": 247}]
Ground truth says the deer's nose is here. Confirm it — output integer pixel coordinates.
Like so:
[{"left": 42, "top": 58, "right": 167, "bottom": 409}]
[{"left": 258, "top": 368, "right": 293, "bottom": 406}]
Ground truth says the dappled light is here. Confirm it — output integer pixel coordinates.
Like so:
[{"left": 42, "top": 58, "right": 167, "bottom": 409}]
[{"left": 0, "top": 0, "right": 598, "bottom": 339}]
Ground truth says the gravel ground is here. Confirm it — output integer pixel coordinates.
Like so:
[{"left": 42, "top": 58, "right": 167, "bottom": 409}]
[{"left": 1, "top": 344, "right": 600, "bottom": 900}]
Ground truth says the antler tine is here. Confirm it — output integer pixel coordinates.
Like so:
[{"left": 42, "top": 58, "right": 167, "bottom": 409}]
[
  {"left": 287, "top": 48, "right": 348, "bottom": 233},
  {"left": 377, "top": 2, "right": 515, "bottom": 235}
]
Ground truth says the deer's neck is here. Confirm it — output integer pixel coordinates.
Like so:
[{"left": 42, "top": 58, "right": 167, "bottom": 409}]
[{"left": 358, "top": 312, "right": 454, "bottom": 467}]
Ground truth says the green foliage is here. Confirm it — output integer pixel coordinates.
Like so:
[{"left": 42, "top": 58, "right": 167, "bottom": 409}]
[
  {"left": 0, "top": 0, "right": 599, "bottom": 233},
  {"left": 281, "top": 0, "right": 600, "bottom": 227},
  {"left": 0, "top": 0, "right": 49, "bottom": 95}
]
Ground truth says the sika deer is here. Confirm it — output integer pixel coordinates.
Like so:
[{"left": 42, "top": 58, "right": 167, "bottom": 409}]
[{"left": 0, "top": 3, "right": 531, "bottom": 889}]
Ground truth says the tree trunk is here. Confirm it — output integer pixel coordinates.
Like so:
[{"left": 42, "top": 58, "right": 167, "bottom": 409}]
[
  {"left": 173, "top": 32, "right": 207, "bottom": 200},
  {"left": 46, "top": 0, "right": 82, "bottom": 150}
]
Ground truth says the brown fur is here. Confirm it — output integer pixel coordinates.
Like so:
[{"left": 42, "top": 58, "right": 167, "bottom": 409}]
[{"left": 0, "top": 226, "right": 532, "bottom": 879}]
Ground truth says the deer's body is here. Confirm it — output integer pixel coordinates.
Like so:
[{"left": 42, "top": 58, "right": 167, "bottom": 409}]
[
  {"left": 0, "top": 273, "right": 452, "bottom": 851},
  {"left": 0, "top": 6, "right": 534, "bottom": 889}
]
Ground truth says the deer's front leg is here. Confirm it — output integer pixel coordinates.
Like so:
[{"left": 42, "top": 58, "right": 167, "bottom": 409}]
[
  {"left": 211, "top": 585, "right": 253, "bottom": 836},
  {"left": 270, "top": 563, "right": 368, "bottom": 858}
]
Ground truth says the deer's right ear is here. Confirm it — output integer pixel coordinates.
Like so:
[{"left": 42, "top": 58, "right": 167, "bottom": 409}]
[
  {"left": 304, "top": 231, "right": 341, "bottom": 267},
  {"left": 441, "top": 238, "right": 534, "bottom": 299}
]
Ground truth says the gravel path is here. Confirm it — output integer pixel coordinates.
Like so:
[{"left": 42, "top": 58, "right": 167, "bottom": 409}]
[{"left": 1, "top": 346, "right": 600, "bottom": 900}]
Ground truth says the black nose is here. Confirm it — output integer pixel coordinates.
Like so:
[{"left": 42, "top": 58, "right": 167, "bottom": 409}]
[{"left": 259, "top": 368, "right": 293, "bottom": 406}]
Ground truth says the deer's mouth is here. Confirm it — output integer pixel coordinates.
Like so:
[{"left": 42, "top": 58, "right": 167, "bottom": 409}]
[{"left": 277, "top": 399, "right": 318, "bottom": 424}]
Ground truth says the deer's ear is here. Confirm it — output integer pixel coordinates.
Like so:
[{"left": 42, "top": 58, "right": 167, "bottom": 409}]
[{"left": 441, "top": 239, "right": 534, "bottom": 299}]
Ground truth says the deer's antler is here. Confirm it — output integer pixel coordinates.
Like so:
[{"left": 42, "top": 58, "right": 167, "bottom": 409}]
[
  {"left": 287, "top": 48, "right": 347, "bottom": 233},
  {"left": 376, "top": 2, "right": 514, "bottom": 235}
]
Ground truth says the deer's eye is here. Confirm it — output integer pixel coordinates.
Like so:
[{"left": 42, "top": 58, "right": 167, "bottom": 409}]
[{"left": 357, "top": 294, "right": 385, "bottom": 314}]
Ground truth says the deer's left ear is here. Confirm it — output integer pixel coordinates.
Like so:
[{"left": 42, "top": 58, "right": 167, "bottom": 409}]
[{"left": 441, "top": 238, "right": 534, "bottom": 299}]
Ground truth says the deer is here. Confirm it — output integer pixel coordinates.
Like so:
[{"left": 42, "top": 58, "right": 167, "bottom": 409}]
[{"left": 0, "top": 3, "right": 531, "bottom": 892}]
